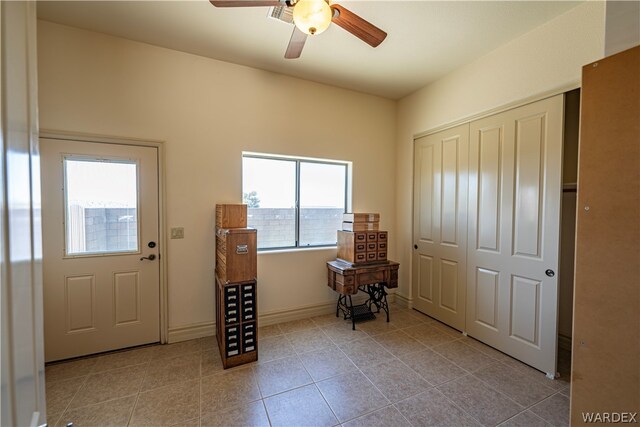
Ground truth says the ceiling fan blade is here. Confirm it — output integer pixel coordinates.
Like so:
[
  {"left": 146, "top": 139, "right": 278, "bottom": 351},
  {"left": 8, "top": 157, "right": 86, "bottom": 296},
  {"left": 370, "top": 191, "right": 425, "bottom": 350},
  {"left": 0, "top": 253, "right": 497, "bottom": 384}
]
[
  {"left": 330, "top": 4, "right": 387, "bottom": 47},
  {"left": 285, "top": 26, "right": 307, "bottom": 59},
  {"left": 209, "top": 0, "right": 282, "bottom": 7}
]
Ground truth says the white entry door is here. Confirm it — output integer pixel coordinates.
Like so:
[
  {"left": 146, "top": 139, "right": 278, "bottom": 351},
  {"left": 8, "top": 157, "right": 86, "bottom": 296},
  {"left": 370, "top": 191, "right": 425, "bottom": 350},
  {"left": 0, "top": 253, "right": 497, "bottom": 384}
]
[
  {"left": 412, "top": 124, "right": 469, "bottom": 331},
  {"left": 41, "top": 138, "right": 160, "bottom": 362},
  {"left": 466, "top": 95, "right": 563, "bottom": 376}
]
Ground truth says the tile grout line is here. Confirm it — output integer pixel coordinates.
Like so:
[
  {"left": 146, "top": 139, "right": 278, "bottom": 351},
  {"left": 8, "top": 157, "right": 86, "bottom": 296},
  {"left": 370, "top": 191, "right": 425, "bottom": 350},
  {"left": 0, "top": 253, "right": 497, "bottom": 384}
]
[
  {"left": 517, "top": 390, "right": 570, "bottom": 425},
  {"left": 497, "top": 407, "right": 551, "bottom": 427},
  {"left": 460, "top": 369, "right": 563, "bottom": 425},
  {"left": 126, "top": 359, "right": 152, "bottom": 426},
  {"left": 441, "top": 370, "right": 527, "bottom": 423},
  {"left": 393, "top": 385, "right": 485, "bottom": 427},
  {"left": 310, "top": 382, "right": 341, "bottom": 425},
  {"left": 299, "top": 317, "right": 344, "bottom": 424},
  {"left": 54, "top": 372, "right": 90, "bottom": 423},
  {"left": 433, "top": 384, "right": 487, "bottom": 427},
  {"left": 329, "top": 336, "right": 396, "bottom": 424},
  {"left": 391, "top": 401, "right": 416, "bottom": 427},
  {"left": 467, "top": 360, "right": 559, "bottom": 412},
  {"left": 393, "top": 350, "right": 529, "bottom": 426},
  {"left": 259, "top": 398, "right": 273, "bottom": 427}
]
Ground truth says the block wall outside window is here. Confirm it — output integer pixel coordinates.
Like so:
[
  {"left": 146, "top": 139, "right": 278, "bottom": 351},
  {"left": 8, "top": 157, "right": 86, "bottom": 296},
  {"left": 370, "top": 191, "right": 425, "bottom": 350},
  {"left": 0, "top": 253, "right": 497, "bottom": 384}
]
[{"left": 242, "top": 153, "right": 350, "bottom": 250}]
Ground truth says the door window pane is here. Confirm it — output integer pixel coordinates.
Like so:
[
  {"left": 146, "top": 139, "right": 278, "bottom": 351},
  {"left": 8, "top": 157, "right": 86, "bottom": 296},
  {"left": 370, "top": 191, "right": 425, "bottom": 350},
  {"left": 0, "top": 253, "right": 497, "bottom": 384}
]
[
  {"left": 64, "top": 158, "right": 139, "bottom": 255},
  {"left": 299, "top": 162, "right": 346, "bottom": 246},
  {"left": 242, "top": 157, "right": 296, "bottom": 249}
]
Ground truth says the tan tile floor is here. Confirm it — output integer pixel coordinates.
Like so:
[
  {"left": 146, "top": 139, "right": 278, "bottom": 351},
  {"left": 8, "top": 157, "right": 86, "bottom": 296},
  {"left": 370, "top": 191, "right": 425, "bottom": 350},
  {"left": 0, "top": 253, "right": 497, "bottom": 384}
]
[{"left": 45, "top": 305, "right": 571, "bottom": 427}]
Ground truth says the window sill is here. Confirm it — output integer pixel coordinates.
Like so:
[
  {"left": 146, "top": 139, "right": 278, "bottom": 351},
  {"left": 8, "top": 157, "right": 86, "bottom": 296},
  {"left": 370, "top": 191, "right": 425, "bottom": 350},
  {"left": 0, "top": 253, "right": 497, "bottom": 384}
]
[{"left": 257, "top": 246, "right": 337, "bottom": 255}]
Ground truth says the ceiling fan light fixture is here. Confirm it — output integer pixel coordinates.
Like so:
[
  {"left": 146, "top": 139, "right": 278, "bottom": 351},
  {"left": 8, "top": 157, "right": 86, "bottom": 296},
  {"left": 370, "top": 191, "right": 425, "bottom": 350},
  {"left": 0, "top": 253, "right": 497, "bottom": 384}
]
[{"left": 293, "top": 0, "right": 332, "bottom": 35}]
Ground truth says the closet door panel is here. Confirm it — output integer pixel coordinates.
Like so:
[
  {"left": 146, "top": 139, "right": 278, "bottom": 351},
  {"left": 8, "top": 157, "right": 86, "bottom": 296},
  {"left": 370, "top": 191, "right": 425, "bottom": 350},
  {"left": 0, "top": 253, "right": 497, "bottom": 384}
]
[
  {"left": 417, "top": 144, "right": 435, "bottom": 243},
  {"left": 513, "top": 113, "right": 546, "bottom": 258},
  {"left": 476, "top": 126, "right": 502, "bottom": 253},
  {"left": 475, "top": 267, "right": 499, "bottom": 330},
  {"left": 441, "top": 137, "right": 461, "bottom": 246},
  {"left": 467, "top": 95, "right": 563, "bottom": 376},
  {"left": 412, "top": 124, "right": 468, "bottom": 331}
]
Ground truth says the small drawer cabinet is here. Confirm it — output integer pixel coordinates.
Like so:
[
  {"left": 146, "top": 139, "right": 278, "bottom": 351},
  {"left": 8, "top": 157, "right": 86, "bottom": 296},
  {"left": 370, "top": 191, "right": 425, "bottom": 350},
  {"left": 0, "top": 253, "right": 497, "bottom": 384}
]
[
  {"left": 215, "top": 276, "right": 258, "bottom": 368},
  {"left": 215, "top": 204, "right": 258, "bottom": 369},
  {"left": 337, "top": 230, "right": 388, "bottom": 265}
]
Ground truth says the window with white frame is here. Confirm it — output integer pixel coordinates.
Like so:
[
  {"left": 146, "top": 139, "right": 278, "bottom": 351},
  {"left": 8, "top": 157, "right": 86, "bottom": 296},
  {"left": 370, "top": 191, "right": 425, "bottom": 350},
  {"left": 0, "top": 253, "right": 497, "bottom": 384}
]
[{"left": 242, "top": 153, "right": 349, "bottom": 250}]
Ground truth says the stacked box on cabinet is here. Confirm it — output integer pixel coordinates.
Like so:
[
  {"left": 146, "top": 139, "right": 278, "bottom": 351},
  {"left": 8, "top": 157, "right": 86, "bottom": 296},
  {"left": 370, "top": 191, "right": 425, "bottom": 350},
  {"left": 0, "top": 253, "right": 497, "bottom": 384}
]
[
  {"left": 338, "top": 213, "right": 388, "bottom": 265},
  {"left": 341, "top": 212, "right": 380, "bottom": 232},
  {"left": 215, "top": 204, "right": 258, "bottom": 369}
]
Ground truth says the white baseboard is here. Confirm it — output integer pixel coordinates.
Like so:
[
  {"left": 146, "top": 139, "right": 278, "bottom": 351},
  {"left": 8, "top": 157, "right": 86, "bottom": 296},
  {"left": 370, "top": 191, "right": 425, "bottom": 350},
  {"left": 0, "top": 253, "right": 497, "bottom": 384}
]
[
  {"left": 167, "top": 294, "right": 372, "bottom": 343},
  {"left": 259, "top": 295, "right": 369, "bottom": 326},
  {"left": 558, "top": 334, "right": 572, "bottom": 352},
  {"left": 394, "top": 293, "right": 412, "bottom": 309},
  {"left": 167, "top": 321, "right": 215, "bottom": 344}
]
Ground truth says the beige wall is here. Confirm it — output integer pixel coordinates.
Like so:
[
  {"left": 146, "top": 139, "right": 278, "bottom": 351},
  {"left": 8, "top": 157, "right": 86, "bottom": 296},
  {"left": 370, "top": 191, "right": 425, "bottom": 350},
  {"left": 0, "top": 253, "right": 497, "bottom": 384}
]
[
  {"left": 394, "top": 1, "right": 606, "bottom": 302},
  {"left": 605, "top": 0, "right": 640, "bottom": 56},
  {"left": 37, "top": 21, "right": 396, "bottom": 337}
]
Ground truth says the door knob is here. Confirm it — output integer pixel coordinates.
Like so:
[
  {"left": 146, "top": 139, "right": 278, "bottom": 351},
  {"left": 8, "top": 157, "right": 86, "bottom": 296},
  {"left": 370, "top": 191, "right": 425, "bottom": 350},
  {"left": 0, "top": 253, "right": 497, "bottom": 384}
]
[
  {"left": 414, "top": 244, "right": 418, "bottom": 250},
  {"left": 140, "top": 254, "right": 156, "bottom": 261},
  {"left": 545, "top": 269, "right": 555, "bottom": 277}
]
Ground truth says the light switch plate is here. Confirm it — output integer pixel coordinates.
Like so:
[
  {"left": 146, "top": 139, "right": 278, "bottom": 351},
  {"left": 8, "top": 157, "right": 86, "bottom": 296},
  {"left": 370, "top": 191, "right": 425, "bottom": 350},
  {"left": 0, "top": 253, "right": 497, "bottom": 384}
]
[{"left": 171, "top": 227, "right": 184, "bottom": 239}]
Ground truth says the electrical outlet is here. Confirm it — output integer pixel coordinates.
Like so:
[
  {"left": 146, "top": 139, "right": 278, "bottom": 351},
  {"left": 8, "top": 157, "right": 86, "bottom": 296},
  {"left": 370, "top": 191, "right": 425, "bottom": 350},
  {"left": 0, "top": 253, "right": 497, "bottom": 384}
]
[{"left": 171, "top": 227, "right": 184, "bottom": 239}]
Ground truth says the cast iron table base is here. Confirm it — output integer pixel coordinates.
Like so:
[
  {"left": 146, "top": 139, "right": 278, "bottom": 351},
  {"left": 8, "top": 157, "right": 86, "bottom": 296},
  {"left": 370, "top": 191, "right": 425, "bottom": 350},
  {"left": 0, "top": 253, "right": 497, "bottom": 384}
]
[{"left": 336, "top": 283, "right": 390, "bottom": 330}]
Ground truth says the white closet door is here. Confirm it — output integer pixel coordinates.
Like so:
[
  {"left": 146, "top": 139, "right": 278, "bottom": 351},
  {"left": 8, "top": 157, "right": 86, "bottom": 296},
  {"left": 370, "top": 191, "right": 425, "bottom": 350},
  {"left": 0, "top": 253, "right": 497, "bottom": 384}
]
[
  {"left": 466, "top": 95, "right": 563, "bottom": 375},
  {"left": 412, "top": 124, "right": 468, "bottom": 331}
]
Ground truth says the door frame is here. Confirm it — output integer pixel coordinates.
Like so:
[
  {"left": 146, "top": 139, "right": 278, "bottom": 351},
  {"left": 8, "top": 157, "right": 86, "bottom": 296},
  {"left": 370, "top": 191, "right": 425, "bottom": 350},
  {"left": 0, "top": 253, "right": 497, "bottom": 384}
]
[{"left": 40, "top": 130, "right": 169, "bottom": 345}]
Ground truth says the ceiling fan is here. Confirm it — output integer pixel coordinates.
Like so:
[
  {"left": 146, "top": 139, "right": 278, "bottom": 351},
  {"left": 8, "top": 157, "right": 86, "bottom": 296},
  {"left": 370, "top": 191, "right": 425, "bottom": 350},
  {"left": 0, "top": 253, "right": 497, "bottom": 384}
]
[{"left": 209, "top": 0, "right": 387, "bottom": 59}]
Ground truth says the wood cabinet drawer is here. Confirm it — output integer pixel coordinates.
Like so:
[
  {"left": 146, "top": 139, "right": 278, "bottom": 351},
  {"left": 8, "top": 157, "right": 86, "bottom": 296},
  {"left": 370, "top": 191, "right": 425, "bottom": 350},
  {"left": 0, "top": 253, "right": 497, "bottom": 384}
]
[
  {"left": 337, "top": 274, "right": 355, "bottom": 286},
  {"left": 335, "top": 282, "right": 356, "bottom": 295},
  {"left": 224, "top": 285, "right": 240, "bottom": 324},
  {"left": 377, "top": 251, "right": 387, "bottom": 261},
  {"left": 377, "top": 242, "right": 387, "bottom": 251},
  {"left": 355, "top": 243, "right": 367, "bottom": 253},
  {"left": 357, "top": 270, "right": 385, "bottom": 284},
  {"left": 367, "top": 242, "right": 377, "bottom": 251},
  {"left": 366, "top": 232, "right": 378, "bottom": 242},
  {"left": 367, "top": 252, "right": 377, "bottom": 261},
  {"left": 354, "top": 232, "right": 367, "bottom": 242},
  {"left": 242, "top": 322, "right": 256, "bottom": 353},
  {"left": 225, "top": 325, "right": 240, "bottom": 357},
  {"left": 377, "top": 231, "right": 388, "bottom": 242},
  {"left": 241, "top": 283, "right": 256, "bottom": 322}
]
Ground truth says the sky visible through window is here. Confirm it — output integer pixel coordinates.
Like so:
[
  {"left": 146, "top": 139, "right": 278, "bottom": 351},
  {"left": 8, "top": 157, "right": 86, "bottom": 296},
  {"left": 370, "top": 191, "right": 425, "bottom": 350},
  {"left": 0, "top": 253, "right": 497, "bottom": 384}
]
[
  {"left": 243, "top": 157, "right": 345, "bottom": 208},
  {"left": 65, "top": 159, "right": 137, "bottom": 208},
  {"left": 300, "top": 162, "right": 346, "bottom": 208}
]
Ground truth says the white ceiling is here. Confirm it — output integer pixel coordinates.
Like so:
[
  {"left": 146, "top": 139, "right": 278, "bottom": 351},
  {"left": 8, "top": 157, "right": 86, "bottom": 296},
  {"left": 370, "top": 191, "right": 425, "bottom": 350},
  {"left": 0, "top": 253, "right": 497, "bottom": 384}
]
[{"left": 37, "top": 1, "right": 582, "bottom": 99}]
